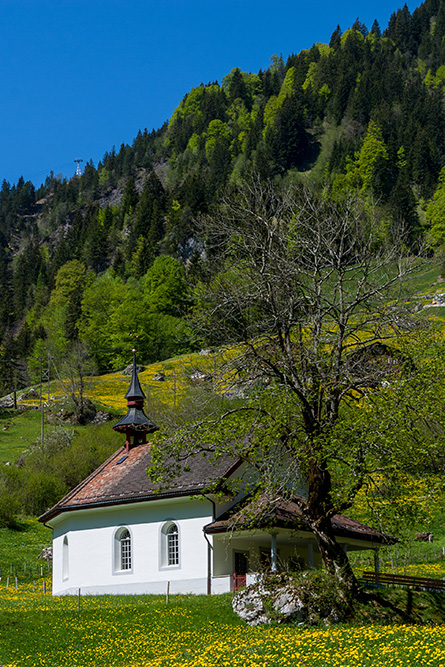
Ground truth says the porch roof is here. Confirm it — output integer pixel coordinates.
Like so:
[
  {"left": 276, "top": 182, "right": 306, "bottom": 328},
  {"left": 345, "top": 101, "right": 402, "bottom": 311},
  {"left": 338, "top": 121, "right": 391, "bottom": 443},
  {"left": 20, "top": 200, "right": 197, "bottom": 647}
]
[{"left": 204, "top": 493, "right": 393, "bottom": 546}]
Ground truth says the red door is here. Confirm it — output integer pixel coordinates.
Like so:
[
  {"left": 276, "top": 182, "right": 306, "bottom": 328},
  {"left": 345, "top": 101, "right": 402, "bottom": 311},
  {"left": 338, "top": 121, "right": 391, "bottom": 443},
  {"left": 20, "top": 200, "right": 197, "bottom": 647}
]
[{"left": 233, "top": 552, "right": 248, "bottom": 590}]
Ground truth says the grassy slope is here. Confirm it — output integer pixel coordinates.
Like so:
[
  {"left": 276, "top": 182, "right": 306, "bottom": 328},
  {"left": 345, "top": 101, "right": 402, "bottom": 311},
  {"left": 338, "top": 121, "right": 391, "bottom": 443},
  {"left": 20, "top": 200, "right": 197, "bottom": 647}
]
[
  {"left": 0, "top": 350, "right": 216, "bottom": 463},
  {"left": 0, "top": 409, "right": 42, "bottom": 462},
  {"left": 0, "top": 519, "right": 442, "bottom": 667},
  {"left": 0, "top": 267, "right": 443, "bottom": 666},
  {"left": 1, "top": 260, "right": 443, "bottom": 464},
  {"left": 0, "top": 585, "right": 444, "bottom": 667},
  {"left": 0, "top": 518, "right": 51, "bottom": 580}
]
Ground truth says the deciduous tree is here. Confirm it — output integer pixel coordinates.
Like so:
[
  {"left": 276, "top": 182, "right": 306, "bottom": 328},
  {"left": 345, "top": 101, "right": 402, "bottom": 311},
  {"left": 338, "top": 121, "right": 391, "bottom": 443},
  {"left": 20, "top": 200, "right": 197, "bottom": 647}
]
[{"left": 151, "top": 179, "right": 426, "bottom": 598}]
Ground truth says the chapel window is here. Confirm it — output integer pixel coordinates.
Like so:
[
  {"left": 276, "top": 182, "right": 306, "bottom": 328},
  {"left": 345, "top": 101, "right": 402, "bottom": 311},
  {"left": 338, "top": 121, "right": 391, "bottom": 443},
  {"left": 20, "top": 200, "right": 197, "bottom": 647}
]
[
  {"left": 161, "top": 522, "right": 180, "bottom": 568},
  {"left": 167, "top": 523, "right": 179, "bottom": 566},
  {"left": 120, "top": 528, "right": 132, "bottom": 570},
  {"left": 114, "top": 527, "right": 132, "bottom": 572},
  {"left": 62, "top": 535, "right": 69, "bottom": 580}
]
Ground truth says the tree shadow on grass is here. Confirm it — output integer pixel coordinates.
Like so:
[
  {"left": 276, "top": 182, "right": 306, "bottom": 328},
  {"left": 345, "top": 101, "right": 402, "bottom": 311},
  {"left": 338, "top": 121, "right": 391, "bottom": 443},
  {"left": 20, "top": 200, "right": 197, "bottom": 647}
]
[{"left": 359, "top": 587, "right": 445, "bottom": 624}]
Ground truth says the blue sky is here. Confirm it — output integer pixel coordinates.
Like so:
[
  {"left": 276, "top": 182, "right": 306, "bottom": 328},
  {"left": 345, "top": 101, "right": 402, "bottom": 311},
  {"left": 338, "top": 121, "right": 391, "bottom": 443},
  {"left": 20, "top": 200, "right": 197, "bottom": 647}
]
[{"left": 1, "top": 0, "right": 419, "bottom": 187}]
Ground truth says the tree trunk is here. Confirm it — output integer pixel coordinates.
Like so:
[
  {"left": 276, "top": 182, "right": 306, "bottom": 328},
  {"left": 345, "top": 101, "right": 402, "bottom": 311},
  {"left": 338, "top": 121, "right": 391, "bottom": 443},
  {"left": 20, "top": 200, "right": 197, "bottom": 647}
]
[
  {"left": 310, "top": 516, "right": 360, "bottom": 602},
  {"left": 305, "top": 455, "right": 360, "bottom": 601}
]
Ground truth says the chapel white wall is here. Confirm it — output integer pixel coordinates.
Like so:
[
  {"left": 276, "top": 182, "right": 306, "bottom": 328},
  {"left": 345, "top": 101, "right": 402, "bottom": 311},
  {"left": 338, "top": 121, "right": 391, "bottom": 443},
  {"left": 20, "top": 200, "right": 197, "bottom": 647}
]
[{"left": 50, "top": 496, "right": 213, "bottom": 596}]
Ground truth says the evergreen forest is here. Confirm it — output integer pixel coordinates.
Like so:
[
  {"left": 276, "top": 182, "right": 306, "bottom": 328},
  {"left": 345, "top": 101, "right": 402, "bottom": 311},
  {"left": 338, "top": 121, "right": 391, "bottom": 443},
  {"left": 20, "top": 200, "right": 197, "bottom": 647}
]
[{"left": 2, "top": 0, "right": 445, "bottom": 390}]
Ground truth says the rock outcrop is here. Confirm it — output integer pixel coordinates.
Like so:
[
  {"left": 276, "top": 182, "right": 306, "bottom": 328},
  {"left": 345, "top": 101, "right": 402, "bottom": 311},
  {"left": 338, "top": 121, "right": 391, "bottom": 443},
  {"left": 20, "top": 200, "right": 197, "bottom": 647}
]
[{"left": 232, "top": 573, "right": 346, "bottom": 626}]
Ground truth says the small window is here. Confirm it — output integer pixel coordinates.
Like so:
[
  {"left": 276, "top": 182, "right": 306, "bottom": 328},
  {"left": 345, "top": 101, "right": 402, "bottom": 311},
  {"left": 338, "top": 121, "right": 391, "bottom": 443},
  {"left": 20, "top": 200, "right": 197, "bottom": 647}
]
[
  {"left": 114, "top": 527, "right": 132, "bottom": 572},
  {"left": 161, "top": 521, "right": 180, "bottom": 568},
  {"left": 167, "top": 524, "right": 179, "bottom": 566},
  {"left": 62, "top": 535, "right": 69, "bottom": 580},
  {"left": 120, "top": 529, "right": 132, "bottom": 570}
]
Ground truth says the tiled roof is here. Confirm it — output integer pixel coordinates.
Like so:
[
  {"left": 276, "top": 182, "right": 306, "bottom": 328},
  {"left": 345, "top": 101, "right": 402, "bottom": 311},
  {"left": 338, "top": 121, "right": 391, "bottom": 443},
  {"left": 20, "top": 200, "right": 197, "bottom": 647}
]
[
  {"left": 39, "top": 442, "right": 240, "bottom": 523},
  {"left": 39, "top": 445, "right": 392, "bottom": 547},
  {"left": 204, "top": 493, "right": 393, "bottom": 545}
]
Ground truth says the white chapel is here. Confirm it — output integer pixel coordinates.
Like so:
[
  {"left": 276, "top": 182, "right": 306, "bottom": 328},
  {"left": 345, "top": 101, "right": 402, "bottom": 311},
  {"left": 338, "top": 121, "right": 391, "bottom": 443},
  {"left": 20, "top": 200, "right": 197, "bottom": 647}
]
[{"left": 40, "top": 355, "right": 389, "bottom": 595}]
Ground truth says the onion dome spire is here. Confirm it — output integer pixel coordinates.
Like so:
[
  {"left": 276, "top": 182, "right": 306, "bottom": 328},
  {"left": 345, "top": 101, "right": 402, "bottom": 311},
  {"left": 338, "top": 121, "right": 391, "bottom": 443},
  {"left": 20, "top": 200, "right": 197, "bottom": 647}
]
[{"left": 113, "top": 350, "right": 159, "bottom": 451}]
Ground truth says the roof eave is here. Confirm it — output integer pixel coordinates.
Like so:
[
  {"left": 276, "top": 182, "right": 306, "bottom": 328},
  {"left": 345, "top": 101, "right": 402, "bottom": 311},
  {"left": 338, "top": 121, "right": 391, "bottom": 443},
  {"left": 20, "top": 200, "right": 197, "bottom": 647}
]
[
  {"left": 39, "top": 486, "right": 212, "bottom": 525},
  {"left": 203, "top": 522, "right": 393, "bottom": 544}
]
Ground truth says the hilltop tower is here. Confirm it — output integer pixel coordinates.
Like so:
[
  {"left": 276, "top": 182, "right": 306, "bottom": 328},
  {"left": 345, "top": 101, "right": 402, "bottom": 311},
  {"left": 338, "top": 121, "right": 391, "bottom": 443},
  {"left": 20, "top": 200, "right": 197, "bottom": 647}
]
[{"left": 74, "top": 158, "right": 83, "bottom": 176}]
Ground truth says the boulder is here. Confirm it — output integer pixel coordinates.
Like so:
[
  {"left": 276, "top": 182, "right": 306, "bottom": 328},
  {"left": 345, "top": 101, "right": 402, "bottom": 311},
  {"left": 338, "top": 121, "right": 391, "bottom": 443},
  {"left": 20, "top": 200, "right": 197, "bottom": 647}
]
[
  {"left": 38, "top": 547, "right": 53, "bottom": 562},
  {"left": 18, "top": 388, "right": 39, "bottom": 401},
  {"left": 232, "top": 572, "right": 347, "bottom": 627},
  {"left": 232, "top": 585, "right": 270, "bottom": 625},
  {"left": 121, "top": 364, "right": 144, "bottom": 375},
  {"left": 190, "top": 368, "right": 211, "bottom": 382},
  {"left": 0, "top": 395, "right": 14, "bottom": 408},
  {"left": 92, "top": 410, "right": 115, "bottom": 424},
  {"left": 232, "top": 578, "right": 306, "bottom": 626},
  {"left": 49, "top": 397, "right": 97, "bottom": 425},
  {"left": 416, "top": 531, "right": 434, "bottom": 542}
]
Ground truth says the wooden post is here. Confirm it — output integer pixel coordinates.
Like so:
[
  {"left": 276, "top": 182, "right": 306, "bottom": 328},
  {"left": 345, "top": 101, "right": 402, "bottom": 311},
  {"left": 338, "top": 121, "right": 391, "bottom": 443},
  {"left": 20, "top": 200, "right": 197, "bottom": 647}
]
[
  {"left": 15, "top": 576, "right": 18, "bottom": 590},
  {"left": 40, "top": 565, "right": 43, "bottom": 577},
  {"left": 270, "top": 533, "right": 278, "bottom": 572},
  {"left": 374, "top": 550, "right": 380, "bottom": 574},
  {"left": 43, "top": 580, "right": 46, "bottom": 595},
  {"left": 78, "top": 588, "right": 81, "bottom": 612},
  {"left": 33, "top": 581, "right": 35, "bottom": 593},
  {"left": 6, "top": 576, "right": 9, "bottom": 589},
  {"left": 166, "top": 581, "right": 170, "bottom": 604},
  {"left": 307, "top": 542, "right": 314, "bottom": 569},
  {"left": 24, "top": 563, "right": 27, "bottom": 575}
]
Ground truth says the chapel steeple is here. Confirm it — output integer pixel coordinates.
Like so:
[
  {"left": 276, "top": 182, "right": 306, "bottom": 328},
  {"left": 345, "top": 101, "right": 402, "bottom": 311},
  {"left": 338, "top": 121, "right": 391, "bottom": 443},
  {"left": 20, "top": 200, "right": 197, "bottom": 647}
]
[{"left": 112, "top": 350, "right": 159, "bottom": 451}]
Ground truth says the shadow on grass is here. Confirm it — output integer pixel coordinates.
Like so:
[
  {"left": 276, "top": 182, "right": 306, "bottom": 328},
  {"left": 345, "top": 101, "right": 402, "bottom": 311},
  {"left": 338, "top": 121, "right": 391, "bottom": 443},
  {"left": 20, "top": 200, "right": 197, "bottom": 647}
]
[{"left": 359, "top": 586, "right": 445, "bottom": 624}]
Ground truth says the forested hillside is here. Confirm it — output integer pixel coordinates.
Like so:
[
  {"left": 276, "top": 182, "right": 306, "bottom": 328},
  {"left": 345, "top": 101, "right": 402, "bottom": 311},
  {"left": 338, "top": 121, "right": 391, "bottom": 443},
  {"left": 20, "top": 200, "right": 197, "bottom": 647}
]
[{"left": 2, "top": 0, "right": 445, "bottom": 391}]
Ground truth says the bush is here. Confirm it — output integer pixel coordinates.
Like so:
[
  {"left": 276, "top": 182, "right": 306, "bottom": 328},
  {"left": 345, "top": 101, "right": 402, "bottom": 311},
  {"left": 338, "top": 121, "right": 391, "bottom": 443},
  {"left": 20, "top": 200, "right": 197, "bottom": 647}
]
[{"left": 0, "top": 466, "right": 23, "bottom": 528}]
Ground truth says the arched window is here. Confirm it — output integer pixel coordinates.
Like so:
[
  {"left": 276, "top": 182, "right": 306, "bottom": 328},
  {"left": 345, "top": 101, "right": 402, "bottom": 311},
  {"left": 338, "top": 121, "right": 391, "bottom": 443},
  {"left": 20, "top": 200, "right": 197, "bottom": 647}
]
[
  {"left": 62, "top": 535, "right": 69, "bottom": 580},
  {"left": 167, "top": 523, "right": 179, "bottom": 566},
  {"left": 161, "top": 522, "right": 180, "bottom": 567},
  {"left": 114, "top": 527, "right": 132, "bottom": 571}
]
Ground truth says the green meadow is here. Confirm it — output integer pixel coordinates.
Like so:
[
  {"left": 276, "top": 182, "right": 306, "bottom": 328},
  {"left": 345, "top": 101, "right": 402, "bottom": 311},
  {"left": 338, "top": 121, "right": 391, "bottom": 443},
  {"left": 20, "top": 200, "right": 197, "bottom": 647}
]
[
  {"left": 0, "top": 583, "right": 444, "bottom": 667},
  {"left": 0, "top": 350, "right": 220, "bottom": 465},
  {"left": 0, "top": 301, "right": 444, "bottom": 666},
  {"left": 0, "top": 521, "right": 444, "bottom": 667}
]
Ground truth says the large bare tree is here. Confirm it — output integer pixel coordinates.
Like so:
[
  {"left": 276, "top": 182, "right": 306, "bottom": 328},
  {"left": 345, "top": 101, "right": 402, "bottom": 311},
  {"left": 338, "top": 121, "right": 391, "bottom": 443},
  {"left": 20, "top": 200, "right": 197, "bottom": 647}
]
[{"left": 152, "top": 179, "right": 426, "bottom": 596}]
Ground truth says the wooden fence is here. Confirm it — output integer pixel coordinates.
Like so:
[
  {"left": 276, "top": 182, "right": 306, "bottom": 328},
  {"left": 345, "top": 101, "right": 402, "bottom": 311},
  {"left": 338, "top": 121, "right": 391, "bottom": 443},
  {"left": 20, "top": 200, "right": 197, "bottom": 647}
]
[
  {"left": 362, "top": 571, "right": 445, "bottom": 592},
  {"left": 0, "top": 562, "right": 51, "bottom": 593}
]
